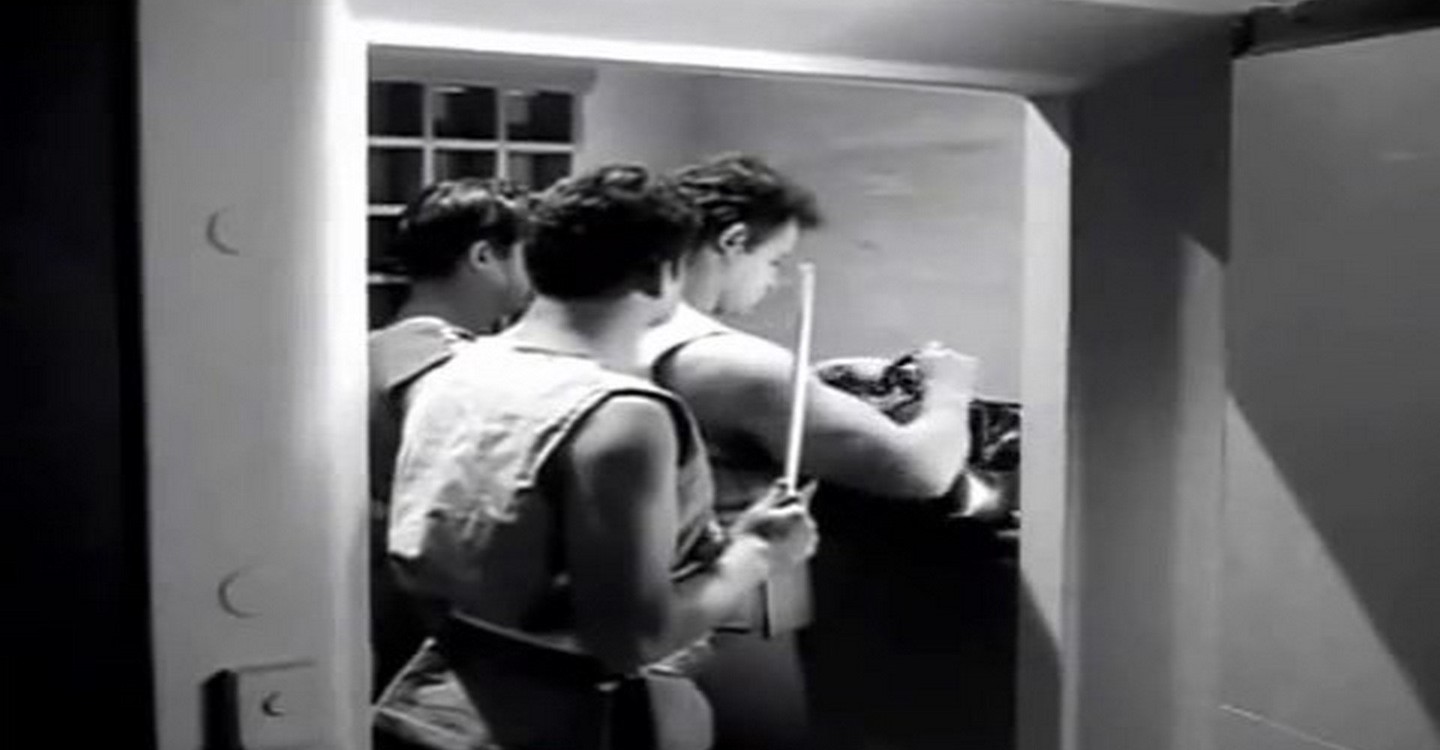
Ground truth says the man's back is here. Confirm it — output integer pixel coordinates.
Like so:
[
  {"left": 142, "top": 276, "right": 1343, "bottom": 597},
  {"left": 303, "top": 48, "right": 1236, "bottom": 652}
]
[
  {"left": 387, "top": 335, "right": 722, "bottom": 750},
  {"left": 369, "top": 317, "right": 474, "bottom": 505},
  {"left": 367, "top": 315, "right": 473, "bottom": 696},
  {"left": 389, "top": 336, "right": 719, "bottom": 640}
]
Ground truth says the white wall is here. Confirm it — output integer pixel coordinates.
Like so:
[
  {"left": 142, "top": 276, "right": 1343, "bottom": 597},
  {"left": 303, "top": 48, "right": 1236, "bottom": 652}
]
[
  {"left": 1016, "top": 97, "right": 1075, "bottom": 750},
  {"left": 1221, "top": 28, "right": 1440, "bottom": 750},
  {"left": 1069, "top": 29, "right": 1231, "bottom": 750},
  {"left": 691, "top": 75, "right": 1028, "bottom": 398},
  {"left": 576, "top": 65, "right": 702, "bottom": 172},
  {"left": 140, "top": 1, "right": 368, "bottom": 749}
]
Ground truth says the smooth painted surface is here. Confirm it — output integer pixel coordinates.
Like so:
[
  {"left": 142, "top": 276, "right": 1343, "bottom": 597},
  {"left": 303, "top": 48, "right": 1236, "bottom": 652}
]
[
  {"left": 576, "top": 65, "right": 703, "bottom": 172},
  {"left": 1223, "top": 27, "right": 1440, "bottom": 750},
  {"left": 351, "top": 0, "right": 1222, "bottom": 94},
  {"left": 1216, "top": 705, "right": 1349, "bottom": 750},
  {"left": 1069, "top": 30, "right": 1231, "bottom": 750},
  {"left": 1015, "top": 97, "right": 1075, "bottom": 750},
  {"left": 140, "top": 1, "right": 368, "bottom": 748}
]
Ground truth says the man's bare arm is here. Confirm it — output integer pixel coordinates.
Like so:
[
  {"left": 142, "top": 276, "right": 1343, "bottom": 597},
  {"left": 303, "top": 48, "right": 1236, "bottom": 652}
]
[
  {"left": 560, "top": 395, "right": 813, "bottom": 673},
  {"left": 663, "top": 336, "right": 974, "bottom": 498}
]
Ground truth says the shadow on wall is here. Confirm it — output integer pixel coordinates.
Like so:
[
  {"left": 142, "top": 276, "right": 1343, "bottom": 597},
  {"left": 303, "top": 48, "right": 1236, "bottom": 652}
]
[
  {"left": 1015, "top": 573, "right": 1063, "bottom": 750},
  {"left": 1222, "top": 402, "right": 1440, "bottom": 748},
  {"left": 1223, "top": 31, "right": 1440, "bottom": 748},
  {"left": 1067, "top": 28, "right": 1231, "bottom": 750}
]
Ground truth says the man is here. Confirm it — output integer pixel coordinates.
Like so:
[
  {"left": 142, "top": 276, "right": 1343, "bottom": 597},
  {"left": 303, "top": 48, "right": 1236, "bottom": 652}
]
[
  {"left": 367, "top": 178, "right": 532, "bottom": 748},
  {"left": 639, "top": 153, "right": 981, "bottom": 750},
  {"left": 387, "top": 164, "right": 819, "bottom": 750}
]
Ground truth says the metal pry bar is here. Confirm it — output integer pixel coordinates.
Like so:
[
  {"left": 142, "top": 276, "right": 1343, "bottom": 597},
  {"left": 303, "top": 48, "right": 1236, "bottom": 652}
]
[{"left": 781, "top": 262, "right": 817, "bottom": 496}]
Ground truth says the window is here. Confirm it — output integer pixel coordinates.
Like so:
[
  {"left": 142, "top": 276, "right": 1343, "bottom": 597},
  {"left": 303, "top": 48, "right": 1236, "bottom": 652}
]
[{"left": 367, "top": 79, "right": 578, "bottom": 282}]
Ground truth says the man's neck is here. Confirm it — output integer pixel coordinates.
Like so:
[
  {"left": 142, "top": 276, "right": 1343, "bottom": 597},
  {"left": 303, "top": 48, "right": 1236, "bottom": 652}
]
[
  {"left": 504, "top": 296, "right": 654, "bottom": 372},
  {"left": 394, "top": 282, "right": 503, "bottom": 335},
  {"left": 681, "top": 250, "right": 724, "bottom": 315}
]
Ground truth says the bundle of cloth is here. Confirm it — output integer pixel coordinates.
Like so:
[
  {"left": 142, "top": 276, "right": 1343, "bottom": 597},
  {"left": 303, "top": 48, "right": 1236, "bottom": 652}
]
[{"left": 815, "top": 352, "right": 1020, "bottom": 529}]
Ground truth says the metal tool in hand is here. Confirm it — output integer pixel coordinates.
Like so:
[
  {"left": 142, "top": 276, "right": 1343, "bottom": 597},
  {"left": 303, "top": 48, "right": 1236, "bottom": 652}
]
[{"left": 781, "top": 263, "right": 816, "bottom": 501}]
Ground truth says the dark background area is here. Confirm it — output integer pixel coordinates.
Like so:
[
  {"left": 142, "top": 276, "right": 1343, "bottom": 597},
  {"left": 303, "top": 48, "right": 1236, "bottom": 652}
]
[
  {"left": 0, "top": 1, "right": 155, "bottom": 747},
  {"left": 804, "top": 490, "right": 1018, "bottom": 750}
]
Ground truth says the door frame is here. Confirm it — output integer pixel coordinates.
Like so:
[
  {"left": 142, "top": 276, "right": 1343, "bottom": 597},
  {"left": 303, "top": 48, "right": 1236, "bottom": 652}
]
[{"left": 353, "top": 17, "right": 1077, "bottom": 750}]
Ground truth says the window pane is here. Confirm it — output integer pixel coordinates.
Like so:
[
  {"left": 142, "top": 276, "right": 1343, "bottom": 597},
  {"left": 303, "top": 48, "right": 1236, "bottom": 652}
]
[
  {"left": 368, "top": 216, "right": 402, "bottom": 273},
  {"left": 369, "top": 82, "right": 423, "bottom": 137},
  {"left": 435, "top": 150, "right": 498, "bottom": 182},
  {"left": 434, "top": 85, "right": 497, "bottom": 140},
  {"left": 503, "top": 91, "right": 573, "bottom": 143},
  {"left": 369, "top": 148, "right": 423, "bottom": 205},
  {"left": 507, "top": 152, "right": 571, "bottom": 191}
]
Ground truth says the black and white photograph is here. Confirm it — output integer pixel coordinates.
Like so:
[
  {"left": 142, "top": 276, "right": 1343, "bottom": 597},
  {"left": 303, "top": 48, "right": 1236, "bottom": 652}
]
[{"left": 8, "top": 2, "right": 1439, "bottom": 750}]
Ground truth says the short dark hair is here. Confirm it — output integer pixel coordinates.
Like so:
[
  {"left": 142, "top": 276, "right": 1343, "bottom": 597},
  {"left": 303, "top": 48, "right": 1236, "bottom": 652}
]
[
  {"left": 526, "top": 164, "right": 700, "bottom": 300},
  {"left": 388, "top": 178, "right": 529, "bottom": 280},
  {"left": 671, "top": 153, "right": 821, "bottom": 248}
]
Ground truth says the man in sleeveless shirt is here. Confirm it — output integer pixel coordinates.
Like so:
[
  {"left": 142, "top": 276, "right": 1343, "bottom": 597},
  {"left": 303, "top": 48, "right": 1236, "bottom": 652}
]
[
  {"left": 388, "top": 165, "right": 820, "bottom": 750},
  {"left": 368, "top": 179, "right": 533, "bottom": 749},
  {"left": 639, "top": 154, "right": 981, "bottom": 750}
]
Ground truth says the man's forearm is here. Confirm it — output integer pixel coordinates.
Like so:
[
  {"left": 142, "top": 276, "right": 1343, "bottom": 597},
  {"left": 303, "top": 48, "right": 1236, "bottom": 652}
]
[
  {"left": 897, "top": 391, "right": 973, "bottom": 496},
  {"left": 656, "top": 534, "right": 774, "bottom": 657}
]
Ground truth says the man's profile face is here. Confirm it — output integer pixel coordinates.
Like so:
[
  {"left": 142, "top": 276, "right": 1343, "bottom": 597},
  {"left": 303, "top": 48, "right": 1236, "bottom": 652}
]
[{"left": 717, "top": 220, "right": 800, "bottom": 315}]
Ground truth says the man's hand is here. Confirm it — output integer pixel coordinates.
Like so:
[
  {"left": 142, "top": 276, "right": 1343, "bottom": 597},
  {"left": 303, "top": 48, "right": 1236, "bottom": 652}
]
[
  {"left": 729, "top": 480, "right": 820, "bottom": 569},
  {"left": 912, "top": 342, "right": 980, "bottom": 402}
]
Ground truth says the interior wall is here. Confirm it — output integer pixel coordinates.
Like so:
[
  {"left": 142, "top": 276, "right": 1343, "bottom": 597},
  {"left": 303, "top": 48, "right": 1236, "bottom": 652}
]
[
  {"left": 691, "top": 75, "right": 1028, "bottom": 398},
  {"left": 575, "top": 65, "right": 703, "bottom": 172},
  {"left": 140, "top": 1, "right": 368, "bottom": 749},
  {"left": 2, "top": 2, "right": 154, "bottom": 747},
  {"left": 1221, "top": 27, "right": 1440, "bottom": 750},
  {"left": 1068, "top": 29, "right": 1231, "bottom": 750}
]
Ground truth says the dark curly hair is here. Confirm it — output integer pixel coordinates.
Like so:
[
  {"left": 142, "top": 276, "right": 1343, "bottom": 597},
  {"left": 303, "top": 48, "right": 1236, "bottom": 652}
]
[
  {"left": 388, "top": 178, "right": 530, "bottom": 280},
  {"left": 671, "top": 153, "right": 821, "bottom": 249},
  {"left": 526, "top": 164, "right": 701, "bottom": 300}
]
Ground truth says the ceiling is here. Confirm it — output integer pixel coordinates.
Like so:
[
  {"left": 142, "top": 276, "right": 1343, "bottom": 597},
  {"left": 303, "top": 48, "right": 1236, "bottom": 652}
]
[
  {"left": 1055, "top": 0, "right": 1268, "bottom": 14},
  {"left": 354, "top": 0, "right": 1251, "bottom": 93}
]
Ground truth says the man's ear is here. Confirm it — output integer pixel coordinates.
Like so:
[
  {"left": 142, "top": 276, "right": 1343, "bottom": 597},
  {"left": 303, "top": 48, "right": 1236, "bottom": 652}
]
[
  {"left": 464, "top": 240, "right": 495, "bottom": 272},
  {"left": 716, "top": 222, "right": 750, "bottom": 257}
]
